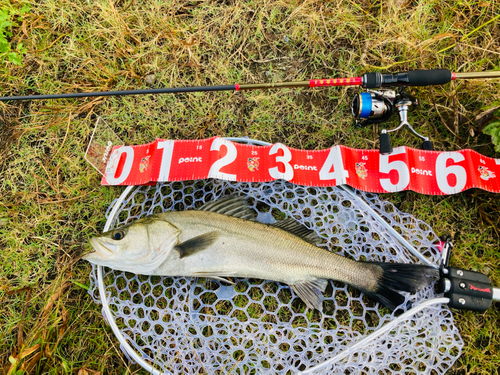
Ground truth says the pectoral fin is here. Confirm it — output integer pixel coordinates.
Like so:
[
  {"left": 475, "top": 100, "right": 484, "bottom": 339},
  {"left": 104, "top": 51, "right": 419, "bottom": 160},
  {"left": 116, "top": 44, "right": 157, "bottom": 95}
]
[
  {"left": 174, "top": 231, "right": 220, "bottom": 259},
  {"left": 290, "top": 279, "right": 328, "bottom": 311}
]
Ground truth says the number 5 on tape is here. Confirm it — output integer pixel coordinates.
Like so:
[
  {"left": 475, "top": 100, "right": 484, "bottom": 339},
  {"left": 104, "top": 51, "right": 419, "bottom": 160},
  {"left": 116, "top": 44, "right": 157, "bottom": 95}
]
[{"left": 379, "top": 147, "right": 410, "bottom": 192}]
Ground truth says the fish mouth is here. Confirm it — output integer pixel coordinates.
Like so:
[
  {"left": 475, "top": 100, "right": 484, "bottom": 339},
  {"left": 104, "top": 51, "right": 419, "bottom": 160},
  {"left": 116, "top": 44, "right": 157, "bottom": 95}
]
[{"left": 84, "top": 237, "right": 117, "bottom": 260}]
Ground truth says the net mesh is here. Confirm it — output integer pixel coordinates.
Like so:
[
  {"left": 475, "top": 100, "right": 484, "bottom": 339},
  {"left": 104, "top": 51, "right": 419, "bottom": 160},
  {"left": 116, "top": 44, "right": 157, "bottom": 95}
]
[{"left": 89, "top": 179, "right": 463, "bottom": 374}]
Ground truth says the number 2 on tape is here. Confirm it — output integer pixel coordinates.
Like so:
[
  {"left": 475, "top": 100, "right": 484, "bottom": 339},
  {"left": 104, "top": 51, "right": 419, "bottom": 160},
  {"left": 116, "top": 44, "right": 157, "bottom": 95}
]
[{"left": 208, "top": 138, "right": 237, "bottom": 181}]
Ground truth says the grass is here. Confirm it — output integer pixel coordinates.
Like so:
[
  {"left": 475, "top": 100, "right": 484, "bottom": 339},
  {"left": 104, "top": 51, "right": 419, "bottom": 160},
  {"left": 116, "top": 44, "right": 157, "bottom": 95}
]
[{"left": 0, "top": 0, "right": 499, "bottom": 373}]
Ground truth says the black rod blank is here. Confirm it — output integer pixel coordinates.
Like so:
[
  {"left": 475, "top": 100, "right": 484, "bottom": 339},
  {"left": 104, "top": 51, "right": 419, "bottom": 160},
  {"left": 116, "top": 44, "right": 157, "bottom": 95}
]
[{"left": 0, "top": 85, "right": 237, "bottom": 102}]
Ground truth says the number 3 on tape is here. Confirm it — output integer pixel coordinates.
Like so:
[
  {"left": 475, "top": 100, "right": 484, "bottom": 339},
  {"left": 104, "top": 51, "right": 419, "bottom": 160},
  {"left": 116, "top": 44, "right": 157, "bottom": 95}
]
[{"left": 269, "top": 143, "right": 294, "bottom": 181}]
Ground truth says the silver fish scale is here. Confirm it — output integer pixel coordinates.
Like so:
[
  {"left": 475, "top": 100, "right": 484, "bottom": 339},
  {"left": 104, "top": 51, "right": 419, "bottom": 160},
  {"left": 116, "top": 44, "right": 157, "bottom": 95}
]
[{"left": 89, "top": 179, "right": 463, "bottom": 374}]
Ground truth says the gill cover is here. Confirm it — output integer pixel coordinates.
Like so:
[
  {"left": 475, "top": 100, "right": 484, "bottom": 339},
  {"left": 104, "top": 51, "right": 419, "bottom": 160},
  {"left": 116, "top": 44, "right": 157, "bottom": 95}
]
[{"left": 85, "top": 216, "right": 180, "bottom": 273}]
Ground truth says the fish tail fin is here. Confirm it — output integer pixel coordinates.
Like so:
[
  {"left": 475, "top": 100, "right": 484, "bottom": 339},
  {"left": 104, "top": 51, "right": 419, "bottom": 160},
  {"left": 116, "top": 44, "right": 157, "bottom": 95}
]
[{"left": 362, "top": 262, "right": 439, "bottom": 311}]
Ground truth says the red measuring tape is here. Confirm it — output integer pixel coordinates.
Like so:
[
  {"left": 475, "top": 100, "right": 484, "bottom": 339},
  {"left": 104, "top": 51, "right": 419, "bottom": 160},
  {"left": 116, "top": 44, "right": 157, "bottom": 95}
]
[{"left": 101, "top": 137, "right": 500, "bottom": 195}]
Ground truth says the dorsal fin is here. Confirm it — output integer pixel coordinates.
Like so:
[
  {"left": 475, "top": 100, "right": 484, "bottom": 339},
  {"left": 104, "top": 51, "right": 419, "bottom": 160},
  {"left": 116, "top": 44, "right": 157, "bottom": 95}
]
[
  {"left": 198, "top": 195, "right": 256, "bottom": 221},
  {"left": 272, "top": 218, "right": 321, "bottom": 244}
]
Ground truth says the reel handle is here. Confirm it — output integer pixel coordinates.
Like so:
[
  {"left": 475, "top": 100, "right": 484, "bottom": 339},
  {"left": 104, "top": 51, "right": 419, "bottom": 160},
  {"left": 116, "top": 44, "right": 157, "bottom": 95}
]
[
  {"left": 422, "top": 139, "right": 433, "bottom": 151},
  {"left": 379, "top": 132, "right": 393, "bottom": 155}
]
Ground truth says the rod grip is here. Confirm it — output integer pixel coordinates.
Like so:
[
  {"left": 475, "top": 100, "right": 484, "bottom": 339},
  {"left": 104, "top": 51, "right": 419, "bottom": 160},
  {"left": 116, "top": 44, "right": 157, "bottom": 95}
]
[
  {"left": 407, "top": 69, "right": 452, "bottom": 86},
  {"left": 362, "top": 69, "right": 453, "bottom": 88}
]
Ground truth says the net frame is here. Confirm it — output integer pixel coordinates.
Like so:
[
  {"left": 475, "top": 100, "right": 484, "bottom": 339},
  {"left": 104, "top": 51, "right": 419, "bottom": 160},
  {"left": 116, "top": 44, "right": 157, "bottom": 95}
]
[{"left": 88, "top": 138, "right": 463, "bottom": 374}]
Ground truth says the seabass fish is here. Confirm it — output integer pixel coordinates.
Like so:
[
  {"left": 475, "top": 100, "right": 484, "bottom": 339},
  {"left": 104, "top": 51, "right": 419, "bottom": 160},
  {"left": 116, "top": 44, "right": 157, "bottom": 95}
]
[{"left": 85, "top": 196, "right": 438, "bottom": 311}]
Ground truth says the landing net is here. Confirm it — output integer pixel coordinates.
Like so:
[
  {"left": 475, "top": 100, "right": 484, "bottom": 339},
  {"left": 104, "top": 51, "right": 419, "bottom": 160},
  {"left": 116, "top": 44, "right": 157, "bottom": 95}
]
[{"left": 89, "top": 179, "right": 463, "bottom": 374}]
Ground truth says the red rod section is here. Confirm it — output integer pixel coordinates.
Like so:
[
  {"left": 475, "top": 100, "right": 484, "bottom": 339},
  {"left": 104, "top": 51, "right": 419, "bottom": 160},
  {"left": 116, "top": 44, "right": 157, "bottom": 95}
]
[{"left": 309, "top": 77, "right": 362, "bottom": 87}]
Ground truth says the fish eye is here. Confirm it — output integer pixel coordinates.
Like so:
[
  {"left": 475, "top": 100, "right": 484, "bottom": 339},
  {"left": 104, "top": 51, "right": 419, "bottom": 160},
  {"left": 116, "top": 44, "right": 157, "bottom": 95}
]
[{"left": 113, "top": 230, "right": 125, "bottom": 240}]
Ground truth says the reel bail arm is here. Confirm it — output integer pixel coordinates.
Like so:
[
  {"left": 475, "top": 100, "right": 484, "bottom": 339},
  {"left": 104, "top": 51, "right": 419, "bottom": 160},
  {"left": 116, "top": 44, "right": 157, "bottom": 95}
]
[{"left": 377, "top": 89, "right": 433, "bottom": 154}]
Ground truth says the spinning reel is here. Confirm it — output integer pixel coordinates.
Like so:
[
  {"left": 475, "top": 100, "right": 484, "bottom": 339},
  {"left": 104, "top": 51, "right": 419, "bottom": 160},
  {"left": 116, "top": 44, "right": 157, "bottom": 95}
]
[{"left": 351, "top": 87, "right": 432, "bottom": 154}]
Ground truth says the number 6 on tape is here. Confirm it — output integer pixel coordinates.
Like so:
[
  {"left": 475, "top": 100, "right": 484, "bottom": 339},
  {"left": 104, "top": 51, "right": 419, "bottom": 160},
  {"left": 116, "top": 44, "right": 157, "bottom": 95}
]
[{"left": 435, "top": 152, "right": 467, "bottom": 194}]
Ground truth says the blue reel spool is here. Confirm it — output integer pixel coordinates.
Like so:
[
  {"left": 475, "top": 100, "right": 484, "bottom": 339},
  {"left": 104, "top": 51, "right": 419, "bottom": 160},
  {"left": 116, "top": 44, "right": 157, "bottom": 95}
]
[{"left": 354, "top": 92, "right": 373, "bottom": 119}]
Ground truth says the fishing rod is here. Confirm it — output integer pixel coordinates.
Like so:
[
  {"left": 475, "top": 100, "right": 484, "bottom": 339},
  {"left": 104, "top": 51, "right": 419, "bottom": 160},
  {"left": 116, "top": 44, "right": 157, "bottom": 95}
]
[
  {"left": 0, "top": 68, "right": 498, "bottom": 102},
  {"left": 4, "top": 68, "right": 498, "bottom": 154}
]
